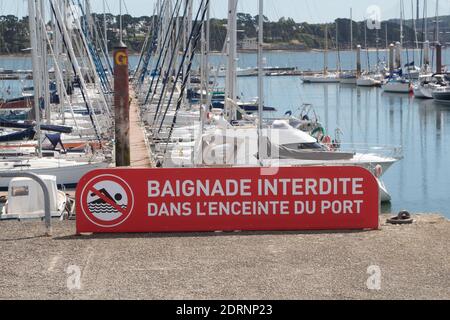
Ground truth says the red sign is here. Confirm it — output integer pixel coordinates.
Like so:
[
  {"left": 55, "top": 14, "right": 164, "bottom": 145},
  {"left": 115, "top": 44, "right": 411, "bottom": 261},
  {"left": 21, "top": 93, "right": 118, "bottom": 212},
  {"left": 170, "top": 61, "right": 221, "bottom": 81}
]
[{"left": 76, "top": 167, "right": 379, "bottom": 233}]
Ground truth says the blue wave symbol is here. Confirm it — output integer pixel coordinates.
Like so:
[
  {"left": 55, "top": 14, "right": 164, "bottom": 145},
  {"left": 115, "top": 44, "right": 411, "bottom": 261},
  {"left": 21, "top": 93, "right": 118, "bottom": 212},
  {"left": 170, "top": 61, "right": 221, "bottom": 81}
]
[{"left": 88, "top": 204, "right": 127, "bottom": 215}]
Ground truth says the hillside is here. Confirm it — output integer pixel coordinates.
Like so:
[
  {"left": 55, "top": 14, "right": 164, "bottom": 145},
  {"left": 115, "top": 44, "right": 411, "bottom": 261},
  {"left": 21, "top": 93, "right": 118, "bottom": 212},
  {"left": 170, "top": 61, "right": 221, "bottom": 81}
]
[{"left": 0, "top": 13, "right": 449, "bottom": 55}]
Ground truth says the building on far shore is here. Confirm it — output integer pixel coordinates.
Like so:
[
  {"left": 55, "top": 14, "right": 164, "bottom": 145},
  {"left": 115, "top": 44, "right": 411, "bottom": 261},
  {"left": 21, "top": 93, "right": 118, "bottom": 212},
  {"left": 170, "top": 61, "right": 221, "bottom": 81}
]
[{"left": 240, "top": 37, "right": 257, "bottom": 51}]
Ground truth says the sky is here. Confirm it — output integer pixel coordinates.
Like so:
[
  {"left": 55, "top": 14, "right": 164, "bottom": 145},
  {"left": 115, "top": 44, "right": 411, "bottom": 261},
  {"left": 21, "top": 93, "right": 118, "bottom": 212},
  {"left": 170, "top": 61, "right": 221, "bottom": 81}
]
[{"left": 1, "top": 0, "right": 449, "bottom": 23}]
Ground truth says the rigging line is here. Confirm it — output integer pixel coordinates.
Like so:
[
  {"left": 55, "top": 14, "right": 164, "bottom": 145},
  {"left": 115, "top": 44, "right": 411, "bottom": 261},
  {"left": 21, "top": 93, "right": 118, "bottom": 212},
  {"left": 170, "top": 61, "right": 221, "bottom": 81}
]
[
  {"left": 49, "top": 0, "right": 103, "bottom": 147},
  {"left": 75, "top": 0, "right": 111, "bottom": 93},
  {"left": 138, "top": 3, "right": 166, "bottom": 93},
  {"left": 36, "top": 11, "right": 82, "bottom": 138},
  {"left": 136, "top": 2, "right": 163, "bottom": 84},
  {"left": 152, "top": 0, "right": 190, "bottom": 130},
  {"left": 93, "top": 17, "right": 113, "bottom": 76},
  {"left": 133, "top": 29, "right": 151, "bottom": 79},
  {"left": 133, "top": 3, "right": 157, "bottom": 81},
  {"left": 137, "top": 13, "right": 161, "bottom": 91},
  {"left": 155, "top": 0, "right": 206, "bottom": 131},
  {"left": 419, "top": 0, "right": 427, "bottom": 66},
  {"left": 143, "top": 0, "right": 180, "bottom": 105},
  {"left": 146, "top": 0, "right": 184, "bottom": 111},
  {"left": 162, "top": 0, "right": 210, "bottom": 164},
  {"left": 123, "top": 0, "right": 130, "bottom": 15}
]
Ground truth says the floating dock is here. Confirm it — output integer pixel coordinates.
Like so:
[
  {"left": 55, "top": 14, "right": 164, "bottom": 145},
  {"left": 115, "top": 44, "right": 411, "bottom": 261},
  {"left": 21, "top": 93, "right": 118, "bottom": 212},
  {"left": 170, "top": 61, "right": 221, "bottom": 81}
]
[{"left": 129, "top": 89, "right": 152, "bottom": 168}]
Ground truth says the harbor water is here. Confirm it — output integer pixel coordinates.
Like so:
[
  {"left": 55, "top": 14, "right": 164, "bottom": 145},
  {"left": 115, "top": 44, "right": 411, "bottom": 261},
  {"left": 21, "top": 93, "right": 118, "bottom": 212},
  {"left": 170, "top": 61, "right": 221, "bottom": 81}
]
[{"left": 1, "top": 49, "right": 450, "bottom": 218}]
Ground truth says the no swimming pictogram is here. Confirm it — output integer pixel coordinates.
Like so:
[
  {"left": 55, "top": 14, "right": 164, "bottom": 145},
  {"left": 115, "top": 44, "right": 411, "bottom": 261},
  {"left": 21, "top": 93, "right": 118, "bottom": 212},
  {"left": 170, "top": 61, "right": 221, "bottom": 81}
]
[{"left": 80, "top": 174, "right": 134, "bottom": 228}]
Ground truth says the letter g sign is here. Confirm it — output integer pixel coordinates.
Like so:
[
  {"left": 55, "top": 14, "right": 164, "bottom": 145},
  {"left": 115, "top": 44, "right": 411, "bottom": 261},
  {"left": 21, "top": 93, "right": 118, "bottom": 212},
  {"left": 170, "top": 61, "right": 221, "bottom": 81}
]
[{"left": 115, "top": 51, "right": 128, "bottom": 66}]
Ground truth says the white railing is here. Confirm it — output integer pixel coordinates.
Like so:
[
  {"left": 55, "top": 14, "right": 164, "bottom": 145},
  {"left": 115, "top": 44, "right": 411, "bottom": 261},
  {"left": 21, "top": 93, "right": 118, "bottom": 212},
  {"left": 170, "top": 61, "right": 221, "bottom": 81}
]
[{"left": 337, "top": 143, "right": 403, "bottom": 160}]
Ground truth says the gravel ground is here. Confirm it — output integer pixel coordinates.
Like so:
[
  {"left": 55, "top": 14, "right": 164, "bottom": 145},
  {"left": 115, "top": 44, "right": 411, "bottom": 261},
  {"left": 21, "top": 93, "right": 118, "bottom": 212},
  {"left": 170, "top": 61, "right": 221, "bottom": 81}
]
[{"left": 0, "top": 214, "right": 448, "bottom": 300}]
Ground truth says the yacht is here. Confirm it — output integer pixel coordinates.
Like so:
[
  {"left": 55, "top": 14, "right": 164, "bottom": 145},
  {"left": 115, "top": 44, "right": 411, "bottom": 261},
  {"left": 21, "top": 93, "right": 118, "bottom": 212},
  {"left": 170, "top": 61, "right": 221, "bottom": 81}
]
[{"left": 158, "top": 119, "right": 401, "bottom": 201}]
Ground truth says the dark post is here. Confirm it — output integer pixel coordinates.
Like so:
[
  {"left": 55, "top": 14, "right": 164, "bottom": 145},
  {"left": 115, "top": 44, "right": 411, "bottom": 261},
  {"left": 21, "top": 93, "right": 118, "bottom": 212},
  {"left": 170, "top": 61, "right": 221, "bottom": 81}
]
[
  {"left": 436, "top": 43, "right": 442, "bottom": 75},
  {"left": 114, "top": 44, "right": 130, "bottom": 167},
  {"left": 389, "top": 44, "right": 395, "bottom": 76},
  {"left": 356, "top": 45, "right": 361, "bottom": 77}
]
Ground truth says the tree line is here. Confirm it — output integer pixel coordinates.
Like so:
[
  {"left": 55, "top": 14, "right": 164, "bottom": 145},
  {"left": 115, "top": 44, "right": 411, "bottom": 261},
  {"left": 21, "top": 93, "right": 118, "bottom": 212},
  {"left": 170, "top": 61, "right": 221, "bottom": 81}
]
[{"left": 0, "top": 13, "right": 448, "bottom": 55}]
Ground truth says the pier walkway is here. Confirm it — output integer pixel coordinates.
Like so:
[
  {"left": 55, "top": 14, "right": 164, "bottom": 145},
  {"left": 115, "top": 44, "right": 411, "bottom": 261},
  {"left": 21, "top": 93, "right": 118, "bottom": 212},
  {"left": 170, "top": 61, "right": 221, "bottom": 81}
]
[
  {"left": 129, "top": 89, "right": 152, "bottom": 168},
  {"left": 0, "top": 214, "right": 448, "bottom": 299}
]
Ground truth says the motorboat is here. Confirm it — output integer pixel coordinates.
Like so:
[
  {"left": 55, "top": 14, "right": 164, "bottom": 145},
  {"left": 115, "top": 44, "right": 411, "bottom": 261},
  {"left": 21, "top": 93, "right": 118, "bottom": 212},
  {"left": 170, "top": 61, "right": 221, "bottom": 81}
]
[
  {"left": 413, "top": 74, "right": 447, "bottom": 99},
  {"left": 301, "top": 72, "right": 340, "bottom": 83},
  {"left": 432, "top": 86, "right": 450, "bottom": 104},
  {"left": 158, "top": 119, "right": 401, "bottom": 202},
  {"left": 163, "top": 119, "right": 400, "bottom": 178}
]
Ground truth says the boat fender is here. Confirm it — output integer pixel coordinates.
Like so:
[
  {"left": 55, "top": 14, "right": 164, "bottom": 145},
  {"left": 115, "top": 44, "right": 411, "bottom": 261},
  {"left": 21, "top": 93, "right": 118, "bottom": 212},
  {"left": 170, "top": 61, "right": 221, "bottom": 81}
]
[
  {"left": 374, "top": 164, "right": 383, "bottom": 178},
  {"left": 322, "top": 135, "right": 332, "bottom": 149}
]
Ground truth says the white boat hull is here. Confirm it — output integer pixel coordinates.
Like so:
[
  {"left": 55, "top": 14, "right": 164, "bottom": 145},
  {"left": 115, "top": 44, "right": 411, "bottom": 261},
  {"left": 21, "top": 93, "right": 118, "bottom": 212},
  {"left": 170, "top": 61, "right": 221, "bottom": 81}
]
[
  {"left": 378, "top": 179, "right": 392, "bottom": 202},
  {"left": 0, "top": 160, "right": 110, "bottom": 189},
  {"left": 357, "top": 78, "right": 381, "bottom": 87},
  {"left": 339, "top": 78, "right": 357, "bottom": 85},
  {"left": 382, "top": 82, "right": 411, "bottom": 93},
  {"left": 301, "top": 74, "right": 340, "bottom": 83},
  {"left": 413, "top": 85, "right": 433, "bottom": 99}
]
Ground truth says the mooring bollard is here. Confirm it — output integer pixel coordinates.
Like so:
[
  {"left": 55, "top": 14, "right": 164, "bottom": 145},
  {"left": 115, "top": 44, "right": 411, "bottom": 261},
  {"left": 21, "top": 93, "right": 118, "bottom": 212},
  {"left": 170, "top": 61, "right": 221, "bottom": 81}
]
[
  {"left": 0, "top": 172, "right": 52, "bottom": 237},
  {"left": 114, "top": 43, "right": 131, "bottom": 167}
]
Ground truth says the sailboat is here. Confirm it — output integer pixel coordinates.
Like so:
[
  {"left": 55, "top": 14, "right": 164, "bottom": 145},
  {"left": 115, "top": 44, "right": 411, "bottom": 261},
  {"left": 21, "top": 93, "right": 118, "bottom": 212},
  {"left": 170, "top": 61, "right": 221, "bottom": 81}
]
[
  {"left": 301, "top": 25, "right": 340, "bottom": 83},
  {"left": 382, "top": 44, "right": 412, "bottom": 93},
  {"left": 0, "top": 0, "right": 112, "bottom": 189},
  {"left": 339, "top": 9, "right": 357, "bottom": 85},
  {"left": 158, "top": 1, "right": 400, "bottom": 202},
  {"left": 414, "top": 1, "right": 446, "bottom": 99},
  {"left": 382, "top": 1, "right": 413, "bottom": 94}
]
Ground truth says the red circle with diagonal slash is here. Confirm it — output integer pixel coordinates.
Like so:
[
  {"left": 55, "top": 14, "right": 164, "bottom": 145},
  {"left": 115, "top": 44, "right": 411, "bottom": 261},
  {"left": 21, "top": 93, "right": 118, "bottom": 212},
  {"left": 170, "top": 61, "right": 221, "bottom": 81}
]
[{"left": 80, "top": 174, "right": 135, "bottom": 228}]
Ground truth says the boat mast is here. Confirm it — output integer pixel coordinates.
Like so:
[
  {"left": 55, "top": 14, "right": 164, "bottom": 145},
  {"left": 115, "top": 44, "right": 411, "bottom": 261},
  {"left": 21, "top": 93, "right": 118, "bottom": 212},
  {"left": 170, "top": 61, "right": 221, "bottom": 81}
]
[
  {"left": 50, "top": 0, "right": 103, "bottom": 140},
  {"left": 412, "top": 0, "right": 419, "bottom": 57},
  {"left": 103, "top": 0, "right": 108, "bottom": 56},
  {"left": 435, "top": 0, "right": 439, "bottom": 44},
  {"left": 385, "top": 22, "right": 388, "bottom": 49},
  {"left": 179, "top": 0, "right": 193, "bottom": 103},
  {"left": 376, "top": 27, "right": 380, "bottom": 72},
  {"left": 400, "top": 0, "right": 404, "bottom": 47},
  {"left": 416, "top": 0, "right": 420, "bottom": 21},
  {"left": 424, "top": 0, "right": 428, "bottom": 42},
  {"left": 28, "top": 0, "right": 43, "bottom": 157},
  {"left": 36, "top": 0, "right": 51, "bottom": 126},
  {"left": 422, "top": 0, "right": 430, "bottom": 70},
  {"left": 119, "top": 0, "right": 123, "bottom": 45},
  {"left": 336, "top": 21, "right": 340, "bottom": 73},
  {"left": 257, "top": 0, "right": 264, "bottom": 165},
  {"left": 324, "top": 24, "right": 328, "bottom": 75},
  {"left": 225, "top": 0, "right": 238, "bottom": 120},
  {"left": 200, "top": 0, "right": 211, "bottom": 105},
  {"left": 205, "top": 1, "right": 210, "bottom": 105},
  {"left": 350, "top": 8, "right": 353, "bottom": 50},
  {"left": 85, "top": 0, "right": 93, "bottom": 36},
  {"left": 364, "top": 21, "right": 370, "bottom": 72}
]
